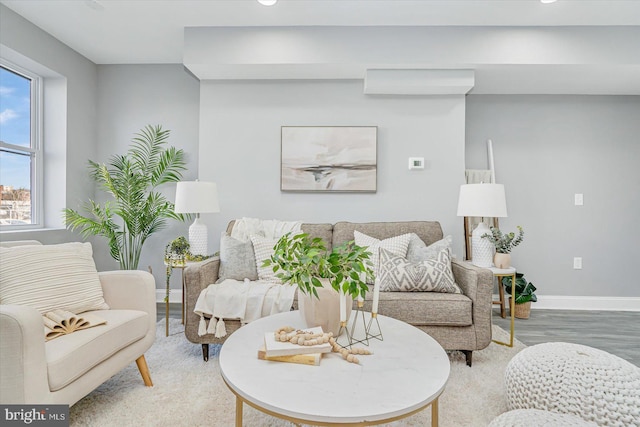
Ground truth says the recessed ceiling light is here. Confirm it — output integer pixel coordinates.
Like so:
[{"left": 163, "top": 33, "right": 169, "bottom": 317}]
[
  {"left": 257, "top": 0, "right": 278, "bottom": 5},
  {"left": 540, "top": 0, "right": 557, "bottom": 3}
]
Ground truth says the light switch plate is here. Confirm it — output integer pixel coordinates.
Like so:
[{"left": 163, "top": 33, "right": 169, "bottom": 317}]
[
  {"left": 408, "top": 157, "right": 424, "bottom": 170},
  {"left": 574, "top": 193, "right": 584, "bottom": 206}
]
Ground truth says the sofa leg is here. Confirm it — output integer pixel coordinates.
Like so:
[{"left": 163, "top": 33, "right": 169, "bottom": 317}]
[
  {"left": 462, "top": 350, "right": 473, "bottom": 367},
  {"left": 202, "top": 344, "right": 209, "bottom": 362},
  {"left": 135, "top": 355, "right": 153, "bottom": 387}
]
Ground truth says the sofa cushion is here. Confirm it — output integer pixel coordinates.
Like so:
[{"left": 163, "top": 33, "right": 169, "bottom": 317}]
[
  {"left": 364, "top": 289, "right": 472, "bottom": 326},
  {"left": 407, "top": 234, "right": 453, "bottom": 263},
  {"left": 354, "top": 231, "right": 412, "bottom": 283},
  {"left": 379, "top": 248, "right": 461, "bottom": 294},
  {"left": 45, "top": 309, "right": 148, "bottom": 391},
  {"left": 250, "top": 235, "right": 282, "bottom": 284},
  {"left": 217, "top": 233, "right": 258, "bottom": 282},
  {"left": 0, "top": 242, "right": 109, "bottom": 315}
]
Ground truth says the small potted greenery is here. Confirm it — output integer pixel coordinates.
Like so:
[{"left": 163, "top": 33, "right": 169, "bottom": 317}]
[
  {"left": 165, "top": 236, "right": 190, "bottom": 267},
  {"left": 501, "top": 273, "right": 537, "bottom": 319},
  {"left": 481, "top": 225, "right": 524, "bottom": 268},
  {"left": 263, "top": 232, "right": 374, "bottom": 334}
]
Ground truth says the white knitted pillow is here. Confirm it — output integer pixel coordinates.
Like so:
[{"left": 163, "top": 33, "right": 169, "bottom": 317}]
[
  {"left": 353, "top": 231, "right": 412, "bottom": 283},
  {"left": 0, "top": 242, "right": 109, "bottom": 314},
  {"left": 249, "top": 235, "right": 282, "bottom": 284}
]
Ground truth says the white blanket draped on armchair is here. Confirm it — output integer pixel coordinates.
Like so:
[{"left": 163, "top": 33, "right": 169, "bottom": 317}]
[{"left": 193, "top": 279, "right": 296, "bottom": 338}]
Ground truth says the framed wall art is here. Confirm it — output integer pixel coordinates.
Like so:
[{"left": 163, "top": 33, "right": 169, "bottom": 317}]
[{"left": 281, "top": 126, "right": 377, "bottom": 192}]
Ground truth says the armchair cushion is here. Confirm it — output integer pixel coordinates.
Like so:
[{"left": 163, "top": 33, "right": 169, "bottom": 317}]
[
  {"left": 0, "top": 242, "right": 109, "bottom": 315},
  {"left": 45, "top": 309, "right": 148, "bottom": 391}
]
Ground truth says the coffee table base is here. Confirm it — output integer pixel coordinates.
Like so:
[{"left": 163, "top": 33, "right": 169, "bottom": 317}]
[{"left": 226, "top": 380, "right": 441, "bottom": 427}]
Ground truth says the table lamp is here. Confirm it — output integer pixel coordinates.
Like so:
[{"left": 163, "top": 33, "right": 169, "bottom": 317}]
[
  {"left": 456, "top": 183, "right": 507, "bottom": 268},
  {"left": 174, "top": 181, "right": 220, "bottom": 256}
]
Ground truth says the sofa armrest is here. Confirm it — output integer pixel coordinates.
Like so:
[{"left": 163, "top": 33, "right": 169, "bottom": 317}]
[
  {"left": 451, "top": 259, "right": 494, "bottom": 347},
  {"left": 0, "top": 305, "right": 50, "bottom": 404},
  {"left": 184, "top": 257, "right": 220, "bottom": 305},
  {"left": 184, "top": 257, "right": 220, "bottom": 343}
]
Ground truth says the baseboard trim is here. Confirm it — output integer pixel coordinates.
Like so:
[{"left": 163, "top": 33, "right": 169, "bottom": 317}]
[
  {"left": 494, "top": 294, "right": 640, "bottom": 311},
  {"left": 156, "top": 290, "right": 183, "bottom": 304}
]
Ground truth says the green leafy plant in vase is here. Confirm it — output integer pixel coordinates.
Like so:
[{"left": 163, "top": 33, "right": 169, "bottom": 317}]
[
  {"left": 263, "top": 232, "right": 374, "bottom": 335},
  {"left": 65, "top": 125, "right": 188, "bottom": 270},
  {"left": 481, "top": 225, "right": 524, "bottom": 268},
  {"left": 502, "top": 272, "right": 537, "bottom": 319}
]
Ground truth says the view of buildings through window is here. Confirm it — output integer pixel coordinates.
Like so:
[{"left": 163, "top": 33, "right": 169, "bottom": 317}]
[{"left": 0, "top": 65, "right": 34, "bottom": 226}]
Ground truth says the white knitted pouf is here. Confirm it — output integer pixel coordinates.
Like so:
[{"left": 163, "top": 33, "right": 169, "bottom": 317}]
[
  {"left": 505, "top": 342, "right": 640, "bottom": 427},
  {"left": 489, "top": 409, "right": 598, "bottom": 427}
]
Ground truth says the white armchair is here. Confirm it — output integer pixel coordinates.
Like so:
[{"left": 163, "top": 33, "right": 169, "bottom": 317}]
[{"left": 0, "top": 241, "right": 156, "bottom": 406}]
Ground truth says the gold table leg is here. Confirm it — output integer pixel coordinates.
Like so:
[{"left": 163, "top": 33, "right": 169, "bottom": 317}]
[
  {"left": 431, "top": 397, "right": 439, "bottom": 427},
  {"left": 492, "top": 273, "right": 516, "bottom": 348},
  {"left": 235, "top": 396, "right": 243, "bottom": 427}
]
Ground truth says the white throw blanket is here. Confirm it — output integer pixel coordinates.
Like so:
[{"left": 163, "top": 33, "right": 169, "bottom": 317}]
[
  {"left": 230, "top": 217, "right": 302, "bottom": 242},
  {"left": 193, "top": 279, "right": 296, "bottom": 338}
]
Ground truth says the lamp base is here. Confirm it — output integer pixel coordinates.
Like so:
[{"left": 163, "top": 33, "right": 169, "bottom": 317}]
[
  {"left": 189, "top": 217, "right": 209, "bottom": 256},
  {"left": 470, "top": 222, "right": 494, "bottom": 268}
]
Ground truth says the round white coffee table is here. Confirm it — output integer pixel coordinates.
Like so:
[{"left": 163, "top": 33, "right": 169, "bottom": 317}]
[{"left": 219, "top": 310, "right": 450, "bottom": 426}]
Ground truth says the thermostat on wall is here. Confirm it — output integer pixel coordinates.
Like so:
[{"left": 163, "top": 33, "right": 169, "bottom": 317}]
[{"left": 408, "top": 157, "right": 425, "bottom": 170}]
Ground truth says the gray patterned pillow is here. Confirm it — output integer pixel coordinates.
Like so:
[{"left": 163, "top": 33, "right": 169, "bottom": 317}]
[
  {"left": 406, "top": 234, "right": 453, "bottom": 264},
  {"left": 378, "top": 248, "right": 461, "bottom": 293},
  {"left": 217, "top": 233, "right": 258, "bottom": 282}
]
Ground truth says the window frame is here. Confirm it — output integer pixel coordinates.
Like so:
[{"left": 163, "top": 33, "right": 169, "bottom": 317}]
[{"left": 0, "top": 60, "right": 44, "bottom": 230}]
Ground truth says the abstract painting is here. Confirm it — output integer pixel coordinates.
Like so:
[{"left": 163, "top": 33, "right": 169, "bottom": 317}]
[{"left": 281, "top": 126, "right": 377, "bottom": 192}]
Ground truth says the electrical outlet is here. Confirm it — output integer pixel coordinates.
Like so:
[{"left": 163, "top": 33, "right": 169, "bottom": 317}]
[
  {"left": 574, "top": 193, "right": 584, "bottom": 206},
  {"left": 573, "top": 257, "right": 583, "bottom": 269}
]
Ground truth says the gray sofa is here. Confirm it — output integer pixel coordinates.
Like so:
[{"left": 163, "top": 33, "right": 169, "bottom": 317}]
[{"left": 184, "top": 221, "right": 493, "bottom": 366}]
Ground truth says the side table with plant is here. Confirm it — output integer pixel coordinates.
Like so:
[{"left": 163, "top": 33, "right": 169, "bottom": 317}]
[
  {"left": 502, "top": 273, "right": 537, "bottom": 319},
  {"left": 482, "top": 225, "right": 524, "bottom": 268}
]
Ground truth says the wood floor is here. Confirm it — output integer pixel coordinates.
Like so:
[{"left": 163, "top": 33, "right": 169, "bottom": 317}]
[
  {"left": 492, "top": 308, "right": 640, "bottom": 367},
  {"left": 158, "top": 303, "right": 640, "bottom": 367}
]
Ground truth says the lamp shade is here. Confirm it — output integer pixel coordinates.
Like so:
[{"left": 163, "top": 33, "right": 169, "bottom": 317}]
[
  {"left": 456, "top": 183, "right": 507, "bottom": 218},
  {"left": 174, "top": 181, "right": 220, "bottom": 214}
]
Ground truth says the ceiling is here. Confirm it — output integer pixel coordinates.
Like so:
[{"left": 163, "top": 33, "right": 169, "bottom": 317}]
[{"left": 2, "top": 0, "right": 640, "bottom": 65}]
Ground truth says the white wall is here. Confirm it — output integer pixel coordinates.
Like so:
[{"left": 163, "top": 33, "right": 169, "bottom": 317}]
[
  {"left": 198, "top": 80, "right": 467, "bottom": 257},
  {"left": 95, "top": 64, "right": 200, "bottom": 289},
  {"left": 466, "top": 95, "right": 640, "bottom": 300}
]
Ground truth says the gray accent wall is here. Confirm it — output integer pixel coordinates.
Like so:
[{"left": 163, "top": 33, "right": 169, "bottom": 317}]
[
  {"left": 465, "top": 95, "right": 640, "bottom": 298},
  {"left": 94, "top": 65, "right": 200, "bottom": 286},
  {"left": 197, "top": 80, "right": 467, "bottom": 257}
]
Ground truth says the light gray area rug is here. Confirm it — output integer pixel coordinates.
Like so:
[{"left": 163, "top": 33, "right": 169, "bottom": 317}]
[{"left": 70, "top": 319, "right": 526, "bottom": 426}]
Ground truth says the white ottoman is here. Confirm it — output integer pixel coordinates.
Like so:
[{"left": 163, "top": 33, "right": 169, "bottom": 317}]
[
  {"left": 489, "top": 409, "right": 598, "bottom": 427},
  {"left": 505, "top": 342, "right": 640, "bottom": 427}
]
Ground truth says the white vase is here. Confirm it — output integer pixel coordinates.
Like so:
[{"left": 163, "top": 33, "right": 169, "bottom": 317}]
[{"left": 298, "top": 279, "right": 352, "bottom": 336}]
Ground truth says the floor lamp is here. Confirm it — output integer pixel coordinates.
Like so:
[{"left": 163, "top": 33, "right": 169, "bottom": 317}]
[
  {"left": 174, "top": 181, "right": 220, "bottom": 256},
  {"left": 456, "top": 183, "right": 507, "bottom": 268}
]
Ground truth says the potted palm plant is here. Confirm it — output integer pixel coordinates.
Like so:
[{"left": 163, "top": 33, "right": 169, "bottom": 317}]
[
  {"left": 263, "top": 232, "right": 374, "bottom": 334},
  {"left": 65, "top": 125, "right": 188, "bottom": 270},
  {"left": 502, "top": 273, "right": 537, "bottom": 319},
  {"left": 482, "top": 225, "right": 524, "bottom": 268}
]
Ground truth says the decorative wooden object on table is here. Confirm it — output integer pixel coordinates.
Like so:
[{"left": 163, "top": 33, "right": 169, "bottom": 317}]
[{"left": 490, "top": 266, "right": 517, "bottom": 347}]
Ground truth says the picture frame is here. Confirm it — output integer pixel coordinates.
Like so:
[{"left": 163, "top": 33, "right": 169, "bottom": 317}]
[{"left": 280, "top": 126, "right": 377, "bottom": 192}]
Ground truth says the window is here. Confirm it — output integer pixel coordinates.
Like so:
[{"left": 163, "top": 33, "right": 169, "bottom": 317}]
[{"left": 0, "top": 62, "right": 42, "bottom": 228}]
